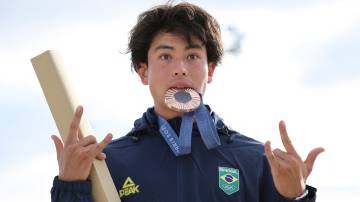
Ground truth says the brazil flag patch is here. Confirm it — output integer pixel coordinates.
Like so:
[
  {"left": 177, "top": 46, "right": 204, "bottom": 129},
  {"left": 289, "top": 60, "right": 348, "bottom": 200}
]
[{"left": 218, "top": 167, "right": 239, "bottom": 195}]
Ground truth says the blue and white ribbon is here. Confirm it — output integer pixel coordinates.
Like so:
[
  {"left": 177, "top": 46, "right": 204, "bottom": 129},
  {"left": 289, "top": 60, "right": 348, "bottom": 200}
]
[{"left": 157, "top": 102, "right": 221, "bottom": 156}]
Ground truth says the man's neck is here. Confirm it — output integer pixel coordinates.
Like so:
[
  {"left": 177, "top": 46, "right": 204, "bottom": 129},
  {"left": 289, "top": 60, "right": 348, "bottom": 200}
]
[{"left": 154, "top": 105, "right": 183, "bottom": 120}]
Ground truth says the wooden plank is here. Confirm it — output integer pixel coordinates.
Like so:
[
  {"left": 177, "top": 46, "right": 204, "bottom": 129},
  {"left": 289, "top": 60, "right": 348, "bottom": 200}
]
[{"left": 31, "top": 50, "right": 120, "bottom": 202}]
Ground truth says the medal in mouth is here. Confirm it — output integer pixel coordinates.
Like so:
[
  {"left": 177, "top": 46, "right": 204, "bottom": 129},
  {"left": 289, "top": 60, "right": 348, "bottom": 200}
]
[
  {"left": 164, "top": 88, "right": 201, "bottom": 112},
  {"left": 159, "top": 87, "right": 221, "bottom": 156}
]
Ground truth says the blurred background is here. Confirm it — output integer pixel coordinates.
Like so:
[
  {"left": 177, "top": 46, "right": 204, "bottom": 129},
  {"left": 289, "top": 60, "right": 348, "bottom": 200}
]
[{"left": 1, "top": 0, "right": 359, "bottom": 201}]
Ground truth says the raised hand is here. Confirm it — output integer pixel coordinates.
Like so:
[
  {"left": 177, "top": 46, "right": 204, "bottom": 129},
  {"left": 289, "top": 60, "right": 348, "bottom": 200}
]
[
  {"left": 264, "top": 120, "right": 324, "bottom": 199},
  {"left": 51, "top": 106, "right": 113, "bottom": 181}
]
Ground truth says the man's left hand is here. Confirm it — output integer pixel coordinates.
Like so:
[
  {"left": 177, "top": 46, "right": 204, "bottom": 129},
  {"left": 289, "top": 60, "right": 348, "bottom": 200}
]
[{"left": 264, "top": 120, "right": 324, "bottom": 199}]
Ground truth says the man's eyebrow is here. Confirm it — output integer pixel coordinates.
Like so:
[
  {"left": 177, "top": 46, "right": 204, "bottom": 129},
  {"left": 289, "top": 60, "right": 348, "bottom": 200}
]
[
  {"left": 186, "top": 43, "right": 203, "bottom": 50},
  {"left": 154, "top": 43, "right": 204, "bottom": 52},
  {"left": 154, "top": 44, "right": 174, "bottom": 51}
]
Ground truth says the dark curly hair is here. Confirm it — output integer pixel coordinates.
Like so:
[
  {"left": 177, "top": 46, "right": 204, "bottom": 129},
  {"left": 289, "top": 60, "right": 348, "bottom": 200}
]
[{"left": 128, "top": 2, "right": 224, "bottom": 72}]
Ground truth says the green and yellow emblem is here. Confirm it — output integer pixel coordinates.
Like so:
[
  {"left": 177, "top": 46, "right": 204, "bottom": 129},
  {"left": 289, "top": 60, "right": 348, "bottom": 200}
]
[
  {"left": 119, "top": 177, "right": 140, "bottom": 198},
  {"left": 218, "top": 167, "right": 239, "bottom": 195}
]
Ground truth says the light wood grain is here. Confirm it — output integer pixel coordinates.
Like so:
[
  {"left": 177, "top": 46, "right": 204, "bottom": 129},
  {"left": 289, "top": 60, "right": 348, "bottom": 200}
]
[{"left": 31, "top": 50, "right": 120, "bottom": 202}]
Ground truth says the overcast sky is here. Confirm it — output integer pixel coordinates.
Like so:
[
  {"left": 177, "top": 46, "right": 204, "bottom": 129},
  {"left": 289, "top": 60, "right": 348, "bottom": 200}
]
[{"left": 1, "top": 0, "right": 360, "bottom": 201}]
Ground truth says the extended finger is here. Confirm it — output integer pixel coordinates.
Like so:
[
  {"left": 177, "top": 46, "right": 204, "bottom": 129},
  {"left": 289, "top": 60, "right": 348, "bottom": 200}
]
[
  {"left": 95, "top": 133, "right": 113, "bottom": 154},
  {"left": 79, "top": 135, "right": 97, "bottom": 147},
  {"left": 304, "top": 147, "right": 325, "bottom": 174},
  {"left": 279, "top": 120, "right": 300, "bottom": 158},
  {"left": 66, "top": 106, "right": 83, "bottom": 145},
  {"left": 51, "top": 135, "right": 64, "bottom": 161}
]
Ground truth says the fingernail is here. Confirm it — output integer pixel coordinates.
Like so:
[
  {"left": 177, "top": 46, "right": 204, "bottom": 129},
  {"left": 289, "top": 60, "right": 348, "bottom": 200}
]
[{"left": 77, "top": 106, "right": 83, "bottom": 113}]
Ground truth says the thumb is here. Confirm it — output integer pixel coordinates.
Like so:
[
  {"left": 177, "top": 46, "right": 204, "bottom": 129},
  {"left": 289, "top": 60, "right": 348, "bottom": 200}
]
[
  {"left": 304, "top": 147, "right": 325, "bottom": 175},
  {"left": 51, "top": 135, "right": 64, "bottom": 161}
]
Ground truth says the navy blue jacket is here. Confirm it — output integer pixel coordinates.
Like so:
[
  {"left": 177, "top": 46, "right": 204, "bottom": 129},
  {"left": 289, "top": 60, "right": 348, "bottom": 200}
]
[{"left": 51, "top": 107, "right": 316, "bottom": 202}]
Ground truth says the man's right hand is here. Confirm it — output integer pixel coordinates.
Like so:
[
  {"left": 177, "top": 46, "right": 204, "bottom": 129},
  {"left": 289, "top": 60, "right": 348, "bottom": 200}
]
[{"left": 51, "top": 106, "right": 113, "bottom": 181}]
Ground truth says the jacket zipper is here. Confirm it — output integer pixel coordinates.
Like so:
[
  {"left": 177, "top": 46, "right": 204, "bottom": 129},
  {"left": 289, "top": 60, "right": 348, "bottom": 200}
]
[{"left": 177, "top": 157, "right": 183, "bottom": 202}]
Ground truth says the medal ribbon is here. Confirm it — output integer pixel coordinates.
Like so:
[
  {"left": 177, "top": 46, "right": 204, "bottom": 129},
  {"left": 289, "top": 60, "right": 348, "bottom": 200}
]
[{"left": 157, "top": 102, "right": 221, "bottom": 156}]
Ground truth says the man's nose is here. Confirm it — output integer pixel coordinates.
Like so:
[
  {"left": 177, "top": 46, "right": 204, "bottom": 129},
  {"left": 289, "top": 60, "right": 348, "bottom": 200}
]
[{"left": 172, "top": 60, "right": 188, "bottom": 77}]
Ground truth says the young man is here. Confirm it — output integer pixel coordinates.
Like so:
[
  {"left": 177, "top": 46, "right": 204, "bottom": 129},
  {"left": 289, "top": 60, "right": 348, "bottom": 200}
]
[{"left": 51, "top": 2, "right": 324, "bottom": 202}]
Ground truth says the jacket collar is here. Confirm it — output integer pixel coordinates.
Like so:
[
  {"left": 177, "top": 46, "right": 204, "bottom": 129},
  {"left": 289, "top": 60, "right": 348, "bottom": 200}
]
[{"left": 128, "top": 105, "right": 230, "bottom": 137}]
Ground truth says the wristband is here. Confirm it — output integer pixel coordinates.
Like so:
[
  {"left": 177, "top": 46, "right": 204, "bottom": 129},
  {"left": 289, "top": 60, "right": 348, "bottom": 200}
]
[{"left": 295, "top": 189, "right": 309, "bottom": 200}]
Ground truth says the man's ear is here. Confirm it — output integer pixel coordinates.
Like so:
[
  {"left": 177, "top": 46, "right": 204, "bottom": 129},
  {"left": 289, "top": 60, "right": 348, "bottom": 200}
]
[
  {"left": 207, "top": 62, "right": 216, "bottom": 83},
  {"left": 137, "top": 63, "right": 149, "bottom": 85}
]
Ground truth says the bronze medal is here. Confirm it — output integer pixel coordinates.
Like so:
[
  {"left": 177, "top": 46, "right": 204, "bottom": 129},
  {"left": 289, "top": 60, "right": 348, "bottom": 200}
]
[{"left": 165, "top": 88, "right": 201, "bottom": 112}]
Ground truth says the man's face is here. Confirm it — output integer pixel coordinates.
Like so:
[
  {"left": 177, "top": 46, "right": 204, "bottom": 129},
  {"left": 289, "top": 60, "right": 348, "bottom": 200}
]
[{"left": 137, "top": 32, "right": 216, "bottom": 118}]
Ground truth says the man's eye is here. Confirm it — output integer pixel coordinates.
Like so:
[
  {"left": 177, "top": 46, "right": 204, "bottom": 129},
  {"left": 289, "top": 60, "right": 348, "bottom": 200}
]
[
  {"left": 187, "top": 55, "right": 200, "bottom": 60},
  {"left": 160, "top": 55, "right": 171, "bottom": 60}
]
